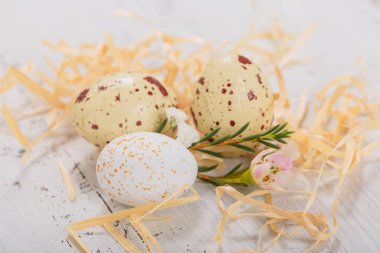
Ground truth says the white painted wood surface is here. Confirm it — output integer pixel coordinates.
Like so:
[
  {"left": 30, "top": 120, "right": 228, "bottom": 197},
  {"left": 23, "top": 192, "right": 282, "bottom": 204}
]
[{"left": 1, "top": 0, "right": 380, "bottom": 252}]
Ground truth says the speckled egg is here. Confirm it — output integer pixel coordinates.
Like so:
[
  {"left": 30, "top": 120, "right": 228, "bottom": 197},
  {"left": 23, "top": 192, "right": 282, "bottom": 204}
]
[
  {"left": 71, "top": 72, "right": 176, "bottom": 147},
  {"left": 96, "top": 132, "right": 197, "bottom": 206},
  {"left": 191, "top": 54, "right": 274, "bottom": 157}
]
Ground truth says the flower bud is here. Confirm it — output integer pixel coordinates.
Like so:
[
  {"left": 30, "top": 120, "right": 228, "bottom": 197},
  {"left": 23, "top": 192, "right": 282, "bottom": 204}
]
[{"left": 250, "top": 149, "right": 293, "bottom": 189}]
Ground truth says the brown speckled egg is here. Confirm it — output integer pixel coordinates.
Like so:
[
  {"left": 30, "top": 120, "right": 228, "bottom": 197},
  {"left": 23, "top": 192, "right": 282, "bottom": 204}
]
[
  {"left": 71, "top": 72, "right": 176, "bottom": 147},
  {"left": 191, "top": 54, "right": 274, "bottom": 157}
]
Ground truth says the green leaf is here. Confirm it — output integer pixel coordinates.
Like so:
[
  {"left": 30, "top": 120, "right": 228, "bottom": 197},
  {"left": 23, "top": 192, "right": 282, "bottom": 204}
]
[
  {"left": 241, "top": 133, "right": 262, "bottom": 142},
  {"left": 224, "top": 163, "right": 242, "bottom": 177},
  {"left": 210, "top": 135, "right": 231, "bottom": 146},
  {"left": 241, "top": 123, "right": 291, "bottom": 142},
  {"left": 195, "top": 149, "right": 223, "bottom": 158},
  {"left": 273, "top": 122, "right": 287, "bottom": 134},
  {"left": 257, "top": 139, "right": 280, "bottom": 149},
  {"left": 191, "top": 127, "right": 221, "bottom": 146},
  {"left": 263, "top": 124, "right": 281, "bottom": 135},
  {"left": 229, "top": 122, "right": 250, "bottom": 139},
  {"left": 197, "top": 175, "right": 220, "bottom": 186},
  {"left": 228, "top": 143, "right": 256, "bottom": 153},
  {"left": 276, "top": 132, "right": 292, "bottom": 140},
  {"left": 276, "top": 138, "right": 287, "bottom": 144},
  {"left": 281, "top": 131, "right": 294, "bottom": 137},
  {"left": 155, "top": 118, "right": 168, "bottom": 133},
  {"left": 198, "top": 164, "right": 218, "bottom": 173}
]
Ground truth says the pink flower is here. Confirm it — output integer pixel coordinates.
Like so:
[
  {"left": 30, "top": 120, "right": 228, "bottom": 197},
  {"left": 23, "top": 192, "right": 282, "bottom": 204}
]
[{"left": 250, "top": 149, "right": 293, "bottom": 189}]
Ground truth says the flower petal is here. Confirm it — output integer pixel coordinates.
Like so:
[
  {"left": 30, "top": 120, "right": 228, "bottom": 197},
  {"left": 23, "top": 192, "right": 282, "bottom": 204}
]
[
  {"left": 278, "top": 140, "right": 300, "bottom": 161},
  {"left": 272, "top": 169, "right": 292, "bottom": 187},
  {"left": 176, "top": 122, "right": 200, "bottom": 147},
  {"left": 165, "top": 107, "right": 188, "bottom": 125},
  {"left": 251, "top": 163, "right": 271, "bottom": 181},
  {"left": 251, "top": 148, "right": 275, "bottom": 165},
  {"left": 267, "top": 154, "right": 293, "bottom": 171}
]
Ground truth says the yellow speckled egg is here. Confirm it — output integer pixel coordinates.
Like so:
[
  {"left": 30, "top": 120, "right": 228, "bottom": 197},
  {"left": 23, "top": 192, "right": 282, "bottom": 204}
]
[
  {"left": 72, "top": 72, "right": 176, "bottom": 147},
  {"left": 191, "top": 54, "right": 274, "bottom": 157},
  {"left": 96, "top": 132, "right": 197, "bottom": 206}
]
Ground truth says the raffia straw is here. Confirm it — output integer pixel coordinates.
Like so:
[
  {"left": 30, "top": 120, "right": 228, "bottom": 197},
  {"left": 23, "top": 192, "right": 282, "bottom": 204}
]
[
  {"left": 214, "top": 186, "right": 329, "bottom": 243},
  {"left": 128, "top": 184, "right": 193, "bottom": 223},
  {"left": 0, "top": 7, "right": 379, "bottom": 253},
  {"left": 3, "top": 67, "right": 65, "bottom": 108},
  {"left": 58, "top": 160, "right": 76, "bottom": 202},
  {"left": 213, "top": 60, "right": 379, "bottom": 252},
  {"left": 103, "top": 223, "right": 144, "bottom": 253},
  {"left": 0, "top": 9, "right": 309, "bottom": 156},
  {"left": 68, "top": 186, "right": 199, "bottom": 252},
  {"left": 0, "top": 106, "right": 32, "bottom": 148}
]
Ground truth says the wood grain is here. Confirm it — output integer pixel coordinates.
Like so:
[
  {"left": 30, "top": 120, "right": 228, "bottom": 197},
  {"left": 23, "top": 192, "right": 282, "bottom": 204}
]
[{"left": 1, "top": 0, "right": 380, "bottom": 252}]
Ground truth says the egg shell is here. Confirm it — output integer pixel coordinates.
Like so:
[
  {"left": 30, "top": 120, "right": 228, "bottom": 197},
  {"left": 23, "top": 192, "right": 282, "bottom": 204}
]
[
  {"left": 71, "top": 72, "right": 176, "bottom": 147},
  {"left": 96, "top": 132, "right": 197, "bottom": 206},
  {"left": 191, "top": 54, "right": 274, "bottom": 157}
]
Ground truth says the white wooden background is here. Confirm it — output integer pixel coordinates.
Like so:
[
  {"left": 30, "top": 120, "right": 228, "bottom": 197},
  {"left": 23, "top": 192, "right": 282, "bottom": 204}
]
[{"left": 1, "top": 0, "right": 380, "bottom": 252}]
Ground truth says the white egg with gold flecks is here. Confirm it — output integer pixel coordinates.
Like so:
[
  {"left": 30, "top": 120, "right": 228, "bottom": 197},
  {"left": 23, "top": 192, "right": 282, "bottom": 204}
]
[
  {"left": 71, "top": 72, "right": 176, "bottom": 148},
  {"left": 96, "top": 132, "right": 197, "bottom": 206}
]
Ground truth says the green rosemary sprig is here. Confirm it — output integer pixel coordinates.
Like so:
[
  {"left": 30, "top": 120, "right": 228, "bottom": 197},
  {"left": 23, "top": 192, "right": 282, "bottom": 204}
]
[
  {"left": 224, "top": 163, "right": 243, "bottom": 176},
  {"left": 197, "top": 162, "right": 243, "bottom": 175},
  {"left": 229, "top": 122, "right": 250, "bottom": 139},
  {"left": 198, "top": 164, "right": 218, "bottom": 173},
  {"left": 155, "top": 117, "right": 293, "bottom": 159},
  {"left": 194, "top": 148, "right": 223, "bottom": 158},
  {"left": 190, "top": 127, "right": 220, "bottom": 147},
  {"left": 190, "top": 122, "right": 293, "bottom": 158},
  {"left": 155, "top": 118, "right": 168, "bottom": 133},
  {"left": 197, "top": 163, "right": 249, "bottom": 185},
  {"left": 227, "top": 143, "right": 256, "bottom": 153}
]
